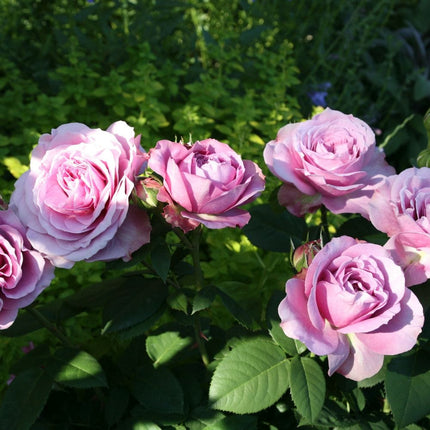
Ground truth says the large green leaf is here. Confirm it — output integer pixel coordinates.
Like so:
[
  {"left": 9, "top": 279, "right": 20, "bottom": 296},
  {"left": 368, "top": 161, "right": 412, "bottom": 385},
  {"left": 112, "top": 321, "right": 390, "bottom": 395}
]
[
  {"left": 243, "top": 204, "right": 307, "bottom": 252},
  {"left": 386, "top": 349, "right": 430, "bottom": 428},
  {"left": 289, "top": 356, "right": 325, "bottom": 423},
  {"left": 46, "top": 347, "right": 108, "bottom": 389},
  {"left": 209, "top": 338, "right": 289, "bottom": 414},
  {"left": 0, "top": 368, "right": 53, "bottom": 430},
  {"left": 146, "top": 331, "right": 193, "bottom": 368},
  {"left": 102, "top": 278, "right": 167, "bottom": 333}
]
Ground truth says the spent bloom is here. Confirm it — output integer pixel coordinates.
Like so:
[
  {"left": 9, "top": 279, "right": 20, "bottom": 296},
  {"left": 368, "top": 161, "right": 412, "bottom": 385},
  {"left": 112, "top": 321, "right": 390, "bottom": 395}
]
[
  {"left": 10, "top": 121, "right": 151, "bottom": 268},
  {"left": 147, "top": 139, "right": 265, "bottom": 232},
  {"left": 278, "top": 236, "right": 423, "bottom": 381},
  {"left": 264, "top": 108, "right": 395, "bottom": 217}
]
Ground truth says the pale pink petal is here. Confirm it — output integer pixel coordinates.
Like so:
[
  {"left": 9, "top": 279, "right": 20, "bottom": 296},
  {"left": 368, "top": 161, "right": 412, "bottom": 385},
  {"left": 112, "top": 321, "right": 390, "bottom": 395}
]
[
  {"left": 279, "top": 278, "right": 340, "bottom": 355},
  {"left": 336, "top": 334, "right": 385, "bottom": 381},
  {"left": 182, "top": 208, "right": 250, "bottom": 229},
  {"left": 355, "top": 288, "right": 423, "bottom": 355}
]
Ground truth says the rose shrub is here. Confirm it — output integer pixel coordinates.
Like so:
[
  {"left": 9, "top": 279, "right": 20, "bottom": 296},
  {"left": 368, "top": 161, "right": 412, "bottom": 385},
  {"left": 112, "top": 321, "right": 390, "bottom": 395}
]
[
  {"left": 10, "top": 121, "right": 151, "bottom": 269},
  {"left": 0, "top": 210, "right": 54, "bottom": 329},
  {"left": 278, "top": 236, "right": 424, "bottom": 381},
  {"left": 147, "top": 139, "right": 265, "bottom": 232},
  {"left": 263, "top": 108, "right": 395, "bottom": 217}
]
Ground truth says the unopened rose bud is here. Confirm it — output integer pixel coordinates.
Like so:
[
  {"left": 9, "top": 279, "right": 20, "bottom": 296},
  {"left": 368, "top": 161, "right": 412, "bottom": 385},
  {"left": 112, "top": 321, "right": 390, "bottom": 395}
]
[
  {"left": 135, "top": 177, "right": 162, "bottom": 208},
  {"left": 292, "top": 240, "right": 322, "bottom": 274}
]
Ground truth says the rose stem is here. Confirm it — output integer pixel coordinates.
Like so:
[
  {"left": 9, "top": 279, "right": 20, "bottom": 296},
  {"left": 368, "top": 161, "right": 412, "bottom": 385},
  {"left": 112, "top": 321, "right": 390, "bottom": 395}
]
[
  {"left": 175, "top": 226, "right": 210, "bottom": 366},
  {"left": 320, "top": 205, "right": 331, "bottom": 245},
  {"left": 27, "top": 307, "right": 74, "bottom": 348}
]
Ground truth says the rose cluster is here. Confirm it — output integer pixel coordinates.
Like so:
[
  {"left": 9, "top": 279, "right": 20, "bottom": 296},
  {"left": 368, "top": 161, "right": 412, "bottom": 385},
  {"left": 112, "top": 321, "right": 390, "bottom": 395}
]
[
  {"left": 1, "top": 122, "right": 264, "bottom": 327},
  {"left": 266, "top": 108, "right": 428, "bottom": 380},
  {"left": 1, "top": 106, "right": 428, "bottom": 383}
]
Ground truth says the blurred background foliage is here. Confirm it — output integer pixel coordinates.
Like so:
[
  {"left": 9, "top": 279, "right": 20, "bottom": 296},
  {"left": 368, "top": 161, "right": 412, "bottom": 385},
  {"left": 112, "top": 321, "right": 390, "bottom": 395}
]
[{"left": 1, "top": 0, "right": 430, "bottom": 426}]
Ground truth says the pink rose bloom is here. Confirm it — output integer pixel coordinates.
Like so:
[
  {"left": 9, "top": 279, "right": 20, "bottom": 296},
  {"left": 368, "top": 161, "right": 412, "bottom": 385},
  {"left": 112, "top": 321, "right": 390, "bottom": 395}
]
[
  {"left": 278, "top": 236, "right": 423, "bottom": 381},
  {"left": 264, "top": 108, "right": 395, "bottom": 217},
  {"left": 0, "top": 210, "right": 54, "bottom": 329},
  {"left": 148, "top": 139, "right": 265, "bottom": 232},
  {"left": 10, "top": 122, "right": 151, "bottom": 268},
  {"left": 368, "top": 167, "right": 430, "bottom": 236},
  {"left": 385, "top": 232, "right": 430, "bottom": 287}
]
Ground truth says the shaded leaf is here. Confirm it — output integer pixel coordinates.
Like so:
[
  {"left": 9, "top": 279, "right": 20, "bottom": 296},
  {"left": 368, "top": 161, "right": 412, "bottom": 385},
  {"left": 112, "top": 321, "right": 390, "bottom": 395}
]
[
  {"left": 243, "top": 204, "right": 306, "bottom": 252},
  {"left": 386, "top": 349, "right": 430, "bottom": 428},
  {"left": 151, "top": 239, "right": 171, "bottom": 282},
  {"left": 0, "top": 368, "right": 53, "bottom": 430},
  {"left": 103, "top": 278, "right": 167, "bottom": 333},
  {"left": 132, "top": 366, "right": 185, "bottom": 416}
]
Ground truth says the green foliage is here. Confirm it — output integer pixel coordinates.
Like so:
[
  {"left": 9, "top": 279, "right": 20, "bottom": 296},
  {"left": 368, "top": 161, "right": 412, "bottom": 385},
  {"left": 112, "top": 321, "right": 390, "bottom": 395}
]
[
  {"left": 386, "top": 349, "right": 430, "bottom": 427},
  {"left": 209, "top": 338, "right": 290, "bottom": 414},
  {"left": 0, "top": 367, "right": 54, "bottom": 430},
  {"left": 289, "top": 356, "right": 326, "bottom": 424}
]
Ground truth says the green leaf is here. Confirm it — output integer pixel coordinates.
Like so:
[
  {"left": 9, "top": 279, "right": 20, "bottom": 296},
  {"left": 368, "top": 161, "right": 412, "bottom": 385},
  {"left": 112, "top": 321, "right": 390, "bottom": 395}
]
[
  {"left": 146, "top": 331, "right": 193, "bottom": 368},
  {"left": 385, "top": 349, "right": 430, "bottom": 428},
  {"left": 132, "top": 366, "right": 185, "bottom": 417},
  {"left": 266, "top": 290, "right": 306, "bottom": 356},
  {"left": 116, "top": 418, "right": 162, "bottom": 430},
  {"left": 0, "top": 368, "right": 53, "bottom": 430},
  {"left": 103, "top": 279, "right": 167, "bottom": 334},
  {"left": 47, "top": 348, "right": 108, "bottom": 389},
  {"left": 192, "top": 286, "right": 217, "bottom": 314},
  {"left": 205, "top": 414, "right": 258, "bottom": 429},
  {"left": 3, "top": 276, "right": 153, "bottom": 337},
  {"left": 151, "top": 239, "right": 171, "bottom": 282},
  {"left": 209, "top": 338, "right": 289, "bottom": 414},
  {"left": 104, "top": 386, "right": 129, "bottom": 427},
  {"left": 216, "top": 287, "right": 256, "bottom": 329},
  {"left": 243, "top": 204, "right": 307, "bottom": 252},
  {"left": 336, "top": 217, "right": 387, "bottom": 245},
  {"left": 289, "top": 356, "right": 325, "bottom": 423},
  {"left": 186, "top": 406, "right": 225, "bottom": 429},
  {"left": 167, "top": 290, "right": 189, "bottom": 313}
]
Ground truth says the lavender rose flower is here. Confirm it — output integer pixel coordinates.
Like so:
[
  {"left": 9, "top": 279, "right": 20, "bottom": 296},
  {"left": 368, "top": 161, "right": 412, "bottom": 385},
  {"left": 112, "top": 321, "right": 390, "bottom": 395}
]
[
  {"left": 278, "top": 236, "right": 423, "bottom": 381},
  {"left": 148, "top": 139, "right": 265, "bottom": 232},
  {"left": 10, "top": 121, "right": 151, "bottom": 268},
  {"left": 368, "top": 167, "right": 430, "bottom": 236},
  {"left": 385, "top": 232, "right": 430, "bottom": 287},
  {"left": 264, "top": 108, "right": 395, "bottom": 217},
  {"left": 367, "top": 167, "right": 430, "bottom": 286},
  {"left": 0, "top": 210, "right": 54, "bottom": 329}
]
